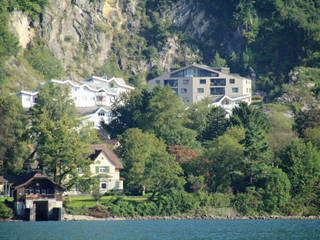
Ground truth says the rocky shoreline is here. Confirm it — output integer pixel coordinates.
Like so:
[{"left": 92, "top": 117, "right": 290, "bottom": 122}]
[
  {"left": 2, "top": 214, "right": 319, "bottom": 222},
  {"left": 62, "top": 214, "right": 320, "bottom": 221}
]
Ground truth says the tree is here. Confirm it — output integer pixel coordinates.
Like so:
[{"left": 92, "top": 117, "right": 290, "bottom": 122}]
[
  {"left": 183, "top": 98, "right": 212, "bottom": 139},
  {"left": 105, "top": 87, "right": 153, "bottom": 138},
  {"left": 230, "top": 102, "right": 269, "bottom": 131},
  {"left": 117, "top": 128, "right": 184, "bottom": 197},
  {"left": 0, "top": 94, "right": 29, "bottom": 175},
  {"left": 294, "top": 108, "right": 320, "bottom": 138},
  {"left": 106, "top": 86, "right": 202, "bottom": 150},
  {"left": 30, "top": 83, "right": 97, "bottom": 188},
  {"left": 211, "top": 52, "right": 227, "bottom": 67},
  {"left": 262, "top": 167, "right": 291, "bottom": 214},
  {"left": 200, "top": 106, "right": 229, "bottom": 142},
  {"left": 240, "top": 123, "right": 273, "bottom": 187},
  {"left": 203, "top": 126, "right": 245, "bottom": 192},
  {"left": 280, "top": 139, "right": 320, "bottom": 197}
]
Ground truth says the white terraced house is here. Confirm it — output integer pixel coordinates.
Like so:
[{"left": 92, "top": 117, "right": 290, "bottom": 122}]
[
  {"left": 17, "top": 76, "right": 134, "bottom": 128},
  {"left": 148, "top": 63, "right": 252, "bottom": 115}
]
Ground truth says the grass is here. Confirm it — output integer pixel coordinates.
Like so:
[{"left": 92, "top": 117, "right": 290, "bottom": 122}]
[
  {"left": 63, "top": 195, "right": 148, "bottom": 208},
  {"left": 0, "top": 197, "right": 13, "bottom": 203}
]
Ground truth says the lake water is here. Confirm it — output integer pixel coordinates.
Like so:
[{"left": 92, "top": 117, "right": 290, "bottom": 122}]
[{"left": 0, "top": 219, "right": 319, "bottom": 240}]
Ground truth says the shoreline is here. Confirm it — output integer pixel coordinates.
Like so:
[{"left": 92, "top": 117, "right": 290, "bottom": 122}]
[
  {"left": 2, "top": 214, "right": 319, "bottom": 222},
  {"left": 62, "top": 214, "right": 320, "bottom": 221}
]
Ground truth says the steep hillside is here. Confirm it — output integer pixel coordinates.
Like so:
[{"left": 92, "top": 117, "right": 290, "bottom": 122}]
[{"left": 1, "top": 0, "right": 320, "bottom": 101}]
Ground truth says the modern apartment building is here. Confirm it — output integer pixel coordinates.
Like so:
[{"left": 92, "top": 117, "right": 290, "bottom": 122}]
[{"left": 148, "top": 64, "right": 252, "bottom": 114}]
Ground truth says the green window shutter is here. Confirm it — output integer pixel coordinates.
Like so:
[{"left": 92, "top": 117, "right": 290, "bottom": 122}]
[
  {"left": 106, "top": 166, "right": 110, "bottom": 173},
  {"left": 95, "top": 166, "right": 99, "bottom": 173}
]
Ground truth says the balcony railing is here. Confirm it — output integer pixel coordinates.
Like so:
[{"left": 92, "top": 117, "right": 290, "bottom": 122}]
[{"left": 25, "top": 194, "right": 56, "bottom": 199}]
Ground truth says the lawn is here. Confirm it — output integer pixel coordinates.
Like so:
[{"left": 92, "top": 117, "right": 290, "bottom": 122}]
[{"left": 63, "top": 195, "right": 148, "bottom": 208}]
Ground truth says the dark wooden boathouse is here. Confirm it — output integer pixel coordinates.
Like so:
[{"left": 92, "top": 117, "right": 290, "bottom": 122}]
[{"left": 6, "top": 172, "right": 65, "bottom": 221}]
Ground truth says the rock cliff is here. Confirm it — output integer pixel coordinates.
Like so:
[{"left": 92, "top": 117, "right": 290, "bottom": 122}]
[{"left": 7, "top": 0, "right": 241, "bottom": 85}]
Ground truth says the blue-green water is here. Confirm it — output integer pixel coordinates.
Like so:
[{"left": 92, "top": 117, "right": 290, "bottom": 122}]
[{"left": 0, "top": 220, "right": 319, "bottom": 240}]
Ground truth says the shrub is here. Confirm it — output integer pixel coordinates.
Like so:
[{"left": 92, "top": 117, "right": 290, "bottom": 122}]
[
  {"left": 232, "top": 193, "right": 263, "bottom": 216},
  {"left": 0, "top": 202, "right": 13, "bottom": 219},
  {"left": 136, "top": 201, "right": 159, "bottom": 216}
]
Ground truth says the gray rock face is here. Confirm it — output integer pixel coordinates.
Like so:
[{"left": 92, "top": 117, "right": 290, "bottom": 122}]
[
  {"left": 8, "top": 0, "right": 242, "bottom": 82},
  {"left": 37, "top": 0, "right": 112, "bottom": 80}
]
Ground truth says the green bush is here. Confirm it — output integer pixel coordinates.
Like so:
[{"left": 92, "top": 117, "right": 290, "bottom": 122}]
[
  {"left": 211, "top": 193, "right": 232, "bottom": 208},
  {"left": 232, "top": 193, "right": 263, "bottom": 216},
  {"left": 109, "top": 200, "right": 137, "bottom": 217},
  {"left": 157, "top": 190, "right": 196, "bottom": 215},
  {"left": 0, "top": 202, "right": 14, "bottom": 219},
  {"left": 24, "top": 43, "right": 64, "bottom": 80},
  {"left": 136, "top": 201, "right": 159, "bottom": 216}
]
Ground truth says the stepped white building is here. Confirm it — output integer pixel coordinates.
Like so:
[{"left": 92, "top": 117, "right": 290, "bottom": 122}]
[{"left": 17, "top": 76, "right": 134, "bottom": 128}]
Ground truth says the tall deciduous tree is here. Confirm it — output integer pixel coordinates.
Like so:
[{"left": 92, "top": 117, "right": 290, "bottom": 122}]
[
  {"left": 0, "top": 94, "right": 29, "bottom": 175},
  {"left": 107, "top": 86, "right": 201, "bottom": 150},
  {"left": 117, "top": 128, "right": 185, "bottom": 197},
  {"left": 30, "top": 83, "right": 97, "bottom": 188}
]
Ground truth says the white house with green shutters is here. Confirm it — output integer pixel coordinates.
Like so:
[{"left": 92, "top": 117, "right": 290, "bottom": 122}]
[{"left": 89, "top": 144, "right": 123, "bottom": 193}]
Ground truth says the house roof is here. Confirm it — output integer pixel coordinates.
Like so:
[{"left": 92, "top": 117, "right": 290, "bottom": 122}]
[
  {"left": 89, "top": 144, "right": 123, "bottom": 169},
  {"left": 77, "top": 106, "right": 111, "bottom": 117},
  {"left": 5, "top": 172, "right": 65, "bottom": 190}
]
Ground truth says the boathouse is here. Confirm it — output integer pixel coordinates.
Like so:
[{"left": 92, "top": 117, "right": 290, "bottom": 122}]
[{"left": 6, "top": 172, "right": 65, "bottom": 221}]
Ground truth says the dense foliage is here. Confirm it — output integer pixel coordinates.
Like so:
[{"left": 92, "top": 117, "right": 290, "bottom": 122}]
[
  {"left": 29, "top": 83, "right": 97, "bottom": 188},
  {"left": 103, "top": 86, "right": 320, "bottom": 216}
]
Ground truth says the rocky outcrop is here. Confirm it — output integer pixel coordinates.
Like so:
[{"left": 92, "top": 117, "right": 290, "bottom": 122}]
[{"left": 7, "top": 0, "right": 242, "bottom": 83}]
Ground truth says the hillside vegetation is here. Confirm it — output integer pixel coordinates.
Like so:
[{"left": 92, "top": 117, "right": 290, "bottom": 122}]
[{"left": 0, "top": 0, "right": 319, "bottom": 100}]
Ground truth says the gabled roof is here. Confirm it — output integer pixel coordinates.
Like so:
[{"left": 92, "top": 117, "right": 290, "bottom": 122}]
[
  {"left": 85, "top": 76, "right": 134, "bottom": 90},
  {"left": 89, "top": 144, "right": 123, "bottom": 169},
  {"left": 51, "top": 79, "right": 118, "bottom": 96},
  {"left": 17, "top": 90, "right": 39, "bottom": 96},
  {"left": 169, "top": 63, "right": 229, "bottom": 75},
  {"left": 5, "top": 172, "right": 65, "bottom": 190},
  {"left": 77, "top": 106, "right": 111, "bottom": 118}
]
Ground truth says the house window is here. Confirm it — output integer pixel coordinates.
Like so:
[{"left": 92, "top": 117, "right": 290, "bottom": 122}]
[
  {"left": 230, "top": 79, "right": 235, "bottom": 84},
  {"left": 198, "top": 88, "right": 204, "bottom": 93},
  {"left": 96, "top": 166, "right": 110, "bottom": 173},
  {"left": 183, "top": 79, "right": 189, "bottom": 85},
  {"left": 171, "top": 88, "right": 178, "bottom": 94},
  {"left": 200, "top": 79, "right": 206, "bottom": 84},
  {"left": 210, "top": 78, "right": 226, "bottom": 86},
  {"left": 101, "top": 183, "right": 106, "bottom": 189},
  {"left": 98, "top": 112, "right": 105, "bottom": 116},
  {"left": 164, "top": 79, "right": 178, "bottom": 87},
  {"left": 96, "top": 96, "right": 103, "bottom": 102},
  {"left": 210, "top": 88, "right": 225, "bottom": 95},
  {"left": 72, "top": 87, "right": 78, "bottom": 92},
  {"left": 181, "top": 88, "right": 187, "bottom": 94},
  {"left": 232, "top": 88, "right": 239, "bottom": 93},
  {"left": 156, "top": 80, "right": 161, "bottom": 84}
]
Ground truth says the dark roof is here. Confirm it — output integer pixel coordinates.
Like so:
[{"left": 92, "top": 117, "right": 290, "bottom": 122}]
[
  {"left": 5, "top": 172, "right": 65, "bottom": 190},
  {"left": 89, "top": 144, "right": 123, "bottom": 169}
]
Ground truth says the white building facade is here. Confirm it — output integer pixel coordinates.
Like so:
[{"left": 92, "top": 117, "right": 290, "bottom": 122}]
[
  {"left": 148, "top": 64, "right": 252, "bottom": 114},
  {"left": 17, "top": 76, "right": 134, "bottom": 128}
]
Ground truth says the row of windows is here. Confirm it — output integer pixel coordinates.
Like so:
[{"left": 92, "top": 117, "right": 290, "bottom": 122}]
[
  {"left": 196, "top": 87, "right": 239, "bottom": 94},
  {"left": 158, "top": 78, "right": 236, "bottom": 86}
]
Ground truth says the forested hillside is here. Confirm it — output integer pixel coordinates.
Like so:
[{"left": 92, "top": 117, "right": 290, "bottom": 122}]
[
  {"left": 0, "top": 0, "right": 319, "bottom": 101},
  {"left": 1, "top": 0, "right": 320, "bottom": 218}
]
